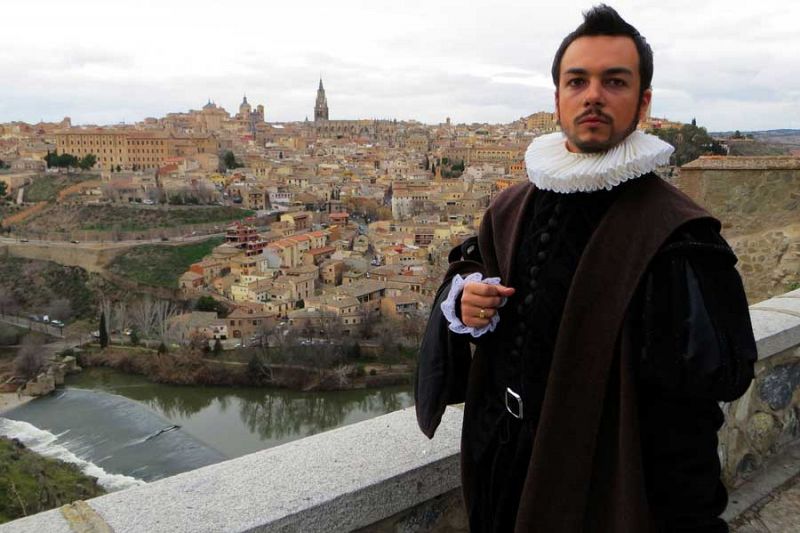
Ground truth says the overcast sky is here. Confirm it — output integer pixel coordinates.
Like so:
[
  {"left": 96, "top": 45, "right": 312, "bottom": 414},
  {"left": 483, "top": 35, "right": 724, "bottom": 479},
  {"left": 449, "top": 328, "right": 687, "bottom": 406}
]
[{"left": 1, "top": 0, "right": 798, "bottom": 131}]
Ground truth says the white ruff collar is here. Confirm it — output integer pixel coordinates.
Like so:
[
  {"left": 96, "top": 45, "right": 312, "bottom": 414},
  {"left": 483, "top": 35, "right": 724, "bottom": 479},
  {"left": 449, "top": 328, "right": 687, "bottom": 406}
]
[{"left": 524, "top": 130, "right": 674, "bottom": 193}]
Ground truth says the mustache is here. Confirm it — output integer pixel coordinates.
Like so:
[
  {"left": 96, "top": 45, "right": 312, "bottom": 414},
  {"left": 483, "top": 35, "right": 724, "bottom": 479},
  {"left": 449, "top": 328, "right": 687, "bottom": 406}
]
[{"left": 575, "top": 107, "right": 612, "bottom": 124}]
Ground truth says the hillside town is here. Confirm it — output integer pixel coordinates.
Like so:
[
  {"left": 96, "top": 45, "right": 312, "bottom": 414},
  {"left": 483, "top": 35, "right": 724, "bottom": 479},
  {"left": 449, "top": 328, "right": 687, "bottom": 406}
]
[{"left": 0, "top": 80, "right": 707, "bottom": 353}]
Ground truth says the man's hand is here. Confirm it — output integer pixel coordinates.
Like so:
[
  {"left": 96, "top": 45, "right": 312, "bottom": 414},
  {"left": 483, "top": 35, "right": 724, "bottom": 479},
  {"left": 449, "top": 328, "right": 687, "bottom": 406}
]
[{"left": 461, "top": 281, "right": 515, "bottom": 328}]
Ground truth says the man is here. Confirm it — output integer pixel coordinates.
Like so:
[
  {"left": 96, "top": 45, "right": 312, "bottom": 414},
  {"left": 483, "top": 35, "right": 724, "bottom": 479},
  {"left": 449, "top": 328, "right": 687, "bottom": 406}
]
[{"left": 416, "top": 5, "right": 756, "bottom": 532}]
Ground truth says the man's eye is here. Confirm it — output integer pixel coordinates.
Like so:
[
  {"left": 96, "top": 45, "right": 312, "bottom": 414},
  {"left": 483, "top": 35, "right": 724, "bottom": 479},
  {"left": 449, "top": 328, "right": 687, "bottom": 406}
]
[
  {"left": 606, "top": 78, "right": 627, "bottom": 87},
  {"left": 566, "top": 79, "right": 585, "bottom": 87}
]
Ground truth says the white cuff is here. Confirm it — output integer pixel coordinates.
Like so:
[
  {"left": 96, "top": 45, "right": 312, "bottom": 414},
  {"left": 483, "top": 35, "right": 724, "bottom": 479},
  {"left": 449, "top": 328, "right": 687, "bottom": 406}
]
[{"left": 440, "top": 272, "right": 506, "bottom": 338}]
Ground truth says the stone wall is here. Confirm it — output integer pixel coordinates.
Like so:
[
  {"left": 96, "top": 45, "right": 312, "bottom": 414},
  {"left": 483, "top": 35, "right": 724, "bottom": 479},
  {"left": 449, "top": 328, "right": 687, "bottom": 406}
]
[
  {"left": 727, "top": 225, "right": 800, "bottom": 304},
  {"left": 675, "top": 157, "right": 800, "bottom": 302},
  {"left": 0, "top": 405, "right": 465, "bottom": 533},
  {"left": 719, "top": 290, "right": 800, "bottom": 488}
]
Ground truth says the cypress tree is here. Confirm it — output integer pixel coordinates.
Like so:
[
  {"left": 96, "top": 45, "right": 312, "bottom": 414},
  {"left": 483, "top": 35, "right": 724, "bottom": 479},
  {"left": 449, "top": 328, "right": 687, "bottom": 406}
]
[{"left": 99, "top": 314, "right": 109, "bottom": 348}]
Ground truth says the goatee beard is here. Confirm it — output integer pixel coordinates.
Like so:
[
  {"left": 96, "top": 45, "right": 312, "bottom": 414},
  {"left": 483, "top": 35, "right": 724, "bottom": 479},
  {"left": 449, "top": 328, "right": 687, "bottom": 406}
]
[{"left": 564, "top": 100, "right": 643, "bottom": 153}]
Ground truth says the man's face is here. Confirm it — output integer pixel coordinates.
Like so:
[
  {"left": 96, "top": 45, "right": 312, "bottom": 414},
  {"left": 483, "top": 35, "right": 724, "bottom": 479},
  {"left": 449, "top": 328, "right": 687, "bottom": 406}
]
[{"left": 555, "top": 35, "right": 652, "bottom": 153}]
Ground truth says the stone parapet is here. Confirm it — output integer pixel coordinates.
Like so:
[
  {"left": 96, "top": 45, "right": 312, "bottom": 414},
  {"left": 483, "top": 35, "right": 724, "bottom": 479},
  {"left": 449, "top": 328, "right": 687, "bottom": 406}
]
[
  {"left": 720, "top": 289, "right": 800, "bottom": 488},
  {"left": 0, "top": 405, "right": 464, "bottom": 533},
  {"left": 3, "top": 289, "right": 800, "bottom": 532},
  {"left": 682, "top": 156, "right": 800, "bottom": 170}
]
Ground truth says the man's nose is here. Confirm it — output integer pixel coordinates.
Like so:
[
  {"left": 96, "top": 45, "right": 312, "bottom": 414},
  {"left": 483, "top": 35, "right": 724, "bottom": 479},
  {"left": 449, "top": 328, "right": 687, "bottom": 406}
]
[{"left": 583, "top": 78, "right": 604, "bottom": 106}]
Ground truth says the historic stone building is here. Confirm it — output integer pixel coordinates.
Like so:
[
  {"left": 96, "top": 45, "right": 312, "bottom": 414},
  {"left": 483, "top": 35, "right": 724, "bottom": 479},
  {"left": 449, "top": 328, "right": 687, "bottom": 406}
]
[
  {"left": 311, "top": 79, "right": 399, "bottom": 142},
  {"left": 236, "top": 95, "right": 265, "bottom": 134},
  {"left": 54, "top": 129, "right": 218, "bottom": 170},
  {"left": 525, "top": 111, "right": 559, "bottom": 133},
  {"left": 314, "top": 79, "right": 329, "bottom": 122}
]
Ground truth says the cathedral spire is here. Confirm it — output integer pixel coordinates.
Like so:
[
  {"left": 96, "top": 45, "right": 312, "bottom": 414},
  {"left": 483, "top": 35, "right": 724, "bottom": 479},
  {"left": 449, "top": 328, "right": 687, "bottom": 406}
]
[{"left": 314, "top": 77, "right": 329, "bottom": 122}]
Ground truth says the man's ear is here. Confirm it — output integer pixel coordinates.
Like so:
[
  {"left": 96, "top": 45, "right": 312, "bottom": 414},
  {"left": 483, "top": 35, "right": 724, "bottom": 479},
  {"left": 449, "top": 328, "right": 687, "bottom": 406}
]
[
  {"left": 554, "top": 90, "right": 560, "bottom": 124},
  {"left": 638, "top": 89, "right": 652, "bottom": 122}
]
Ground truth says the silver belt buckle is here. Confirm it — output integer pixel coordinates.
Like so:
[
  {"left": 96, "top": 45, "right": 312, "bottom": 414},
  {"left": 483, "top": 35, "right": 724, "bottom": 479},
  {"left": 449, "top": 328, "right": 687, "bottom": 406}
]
[{"left": 505, "top": 387, "right": 523, "bottom": 420}]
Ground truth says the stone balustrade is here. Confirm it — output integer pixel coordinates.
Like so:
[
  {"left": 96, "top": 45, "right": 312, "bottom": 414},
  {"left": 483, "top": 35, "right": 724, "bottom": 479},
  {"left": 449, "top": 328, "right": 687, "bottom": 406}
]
[
  {"left": 719, "top": 288, "right": 800, "bottom": 488},
  {"left": 3, "top": 288, "right": 800, "bottom": 532}
]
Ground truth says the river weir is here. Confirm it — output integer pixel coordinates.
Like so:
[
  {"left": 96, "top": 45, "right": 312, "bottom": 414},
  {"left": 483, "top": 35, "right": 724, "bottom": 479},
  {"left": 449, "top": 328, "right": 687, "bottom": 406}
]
[{"left": 0, "top": 368, "right": 413, "bottom": 491}]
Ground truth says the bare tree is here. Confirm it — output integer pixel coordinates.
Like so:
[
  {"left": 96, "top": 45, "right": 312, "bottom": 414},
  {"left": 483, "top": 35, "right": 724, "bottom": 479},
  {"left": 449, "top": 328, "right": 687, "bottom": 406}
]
[
  {"left": 196, "top": 181, "right": 219, "bottom": 204},
  {"left": 130, "top": 297, "right": 158, "bottom": 338},
  {"left": 101, "top": 183, "right": 121, "bottom": 203},
  {"left": 303, "top": 311, "right": 346, "bottom": 374},
  {"left": 153, "top": 299, "right": 179, "bottom": 342},
  {"left": 400, "top": 309, "right": 427, "bottom": 347},
  {"left": 14, "top": 335, "right": 45, "bottom": 380},
  {"left": 358, "top": 308, "right": 380, "bottom": 339},
  {"left": 377, "top": 321, "right": 403, "bottom": 367},
  {"left": 113, "top": 300, "right": 130, "bottom": 333}
]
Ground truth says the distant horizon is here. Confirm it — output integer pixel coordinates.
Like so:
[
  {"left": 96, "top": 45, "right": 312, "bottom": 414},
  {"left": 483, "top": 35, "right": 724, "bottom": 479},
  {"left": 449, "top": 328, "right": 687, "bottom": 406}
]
[{"left": 10, "top": 109, "right": 799, "bottom": 136}]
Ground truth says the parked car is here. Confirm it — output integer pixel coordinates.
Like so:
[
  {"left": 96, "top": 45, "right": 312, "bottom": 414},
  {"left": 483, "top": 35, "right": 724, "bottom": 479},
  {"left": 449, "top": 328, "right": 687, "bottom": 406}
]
[{"left": 51, "top": 320, "right": 64, "bottom": 327}]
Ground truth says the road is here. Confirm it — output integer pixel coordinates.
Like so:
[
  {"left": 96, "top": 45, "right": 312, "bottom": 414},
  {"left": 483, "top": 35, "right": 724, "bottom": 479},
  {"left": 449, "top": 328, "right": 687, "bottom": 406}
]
[
  {"left": 0, "top": 232, "right": 225, "bottom": 250},
  {"left": 0, "top": 314, "right": 64, "bottom": 339}
]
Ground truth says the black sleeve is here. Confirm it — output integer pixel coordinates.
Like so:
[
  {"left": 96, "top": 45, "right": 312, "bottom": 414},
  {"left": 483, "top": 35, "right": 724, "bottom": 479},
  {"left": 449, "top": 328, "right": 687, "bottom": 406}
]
[
  {"left": 635, "top": 221, "right": 757, "bottom": 402},
  {"left": 633, "top": 222, "right": 757, "bottom": 530},
  {"left": 415, "top": 237, "right": 485, "bottom": 438}
]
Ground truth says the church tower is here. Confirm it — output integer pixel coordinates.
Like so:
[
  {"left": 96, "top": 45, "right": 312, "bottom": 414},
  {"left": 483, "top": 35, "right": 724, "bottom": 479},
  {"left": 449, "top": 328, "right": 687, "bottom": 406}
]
[
  {"left": 314, "top": 78, "right": 329, "bottom": 122},
  {"left": 239, "top": 95, "right": 251, "bottom": 117}
]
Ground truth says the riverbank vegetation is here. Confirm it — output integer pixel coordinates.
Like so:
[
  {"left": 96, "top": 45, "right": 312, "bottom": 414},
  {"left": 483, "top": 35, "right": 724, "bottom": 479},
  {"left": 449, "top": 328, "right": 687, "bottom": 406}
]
[
  {"left": 108, "top": 237, "right": 224, "bottom": 288},
  {"left": 76, "top": 334, "right": 414, "bottom": 391},
  {"left": 0, "top": 436, "right": 105, "bottom": 525}
]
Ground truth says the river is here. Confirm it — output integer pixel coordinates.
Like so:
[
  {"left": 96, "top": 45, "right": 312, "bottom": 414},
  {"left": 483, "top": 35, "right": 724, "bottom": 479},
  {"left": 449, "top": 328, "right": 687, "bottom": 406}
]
[{"left": 0, "top": 367, "right": 413, "bottom": 491}]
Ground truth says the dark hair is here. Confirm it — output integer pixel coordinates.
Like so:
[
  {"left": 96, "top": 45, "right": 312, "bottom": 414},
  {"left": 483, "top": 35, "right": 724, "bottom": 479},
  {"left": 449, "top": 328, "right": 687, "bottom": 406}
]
[{"left": 551, "top": 4, "right": 653, "bottom": 97}]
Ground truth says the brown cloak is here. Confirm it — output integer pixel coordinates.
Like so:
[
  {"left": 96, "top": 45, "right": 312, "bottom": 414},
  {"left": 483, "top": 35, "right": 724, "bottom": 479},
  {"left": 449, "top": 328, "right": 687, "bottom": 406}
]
[{"left": 460, "top": 175, "right": 717, "bottom": 532}]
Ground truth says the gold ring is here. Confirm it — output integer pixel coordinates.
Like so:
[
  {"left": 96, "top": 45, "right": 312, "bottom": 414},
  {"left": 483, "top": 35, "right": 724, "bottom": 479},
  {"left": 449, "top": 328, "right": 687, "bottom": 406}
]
[{"left": 479, "top": 308, "right": 486, "bottom": 319}]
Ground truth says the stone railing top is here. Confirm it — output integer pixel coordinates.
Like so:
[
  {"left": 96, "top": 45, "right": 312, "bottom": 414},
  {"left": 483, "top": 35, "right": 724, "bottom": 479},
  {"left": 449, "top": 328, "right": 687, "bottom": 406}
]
[
  {"left": 681, "top": 155, "right": 800, "bottom": 170},
  {"left": 749, "top": 288, "right": 800, "bottom": 360},
  {"left": 1, "top": 406, "right": 465, "bottom": 533}
]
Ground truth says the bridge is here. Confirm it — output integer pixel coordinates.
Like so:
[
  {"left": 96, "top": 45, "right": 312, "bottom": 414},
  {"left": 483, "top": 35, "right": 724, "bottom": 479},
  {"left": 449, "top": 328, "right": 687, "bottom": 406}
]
[{"left": 3, "top": 288, "right": 800, "bottom": 532}]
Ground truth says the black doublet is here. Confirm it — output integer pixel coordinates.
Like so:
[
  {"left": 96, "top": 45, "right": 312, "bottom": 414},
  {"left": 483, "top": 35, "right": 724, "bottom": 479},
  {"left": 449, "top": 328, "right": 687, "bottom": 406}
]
[{"left": 470, "top": 187, "right": 623, "bottom": 531}]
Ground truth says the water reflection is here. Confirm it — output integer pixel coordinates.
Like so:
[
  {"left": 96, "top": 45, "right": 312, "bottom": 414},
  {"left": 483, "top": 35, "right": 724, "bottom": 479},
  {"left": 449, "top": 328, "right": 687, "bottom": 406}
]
[{"left": 64, "top": 368, "right": 413, "bottom": 458}]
